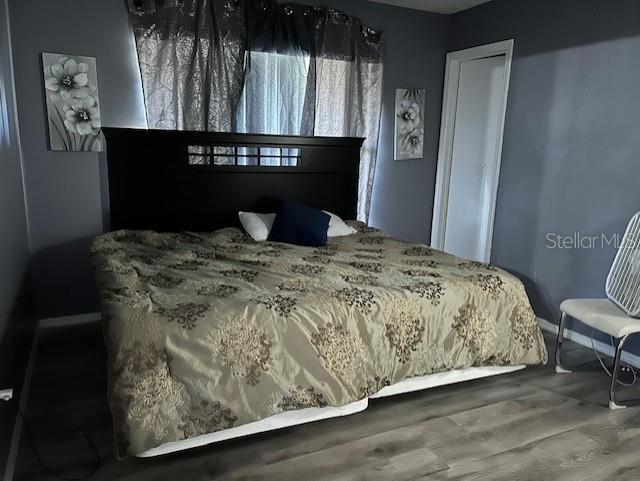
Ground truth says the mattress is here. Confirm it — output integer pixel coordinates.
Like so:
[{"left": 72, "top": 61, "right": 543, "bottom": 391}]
[{"left": 91, "top": 221, "right": 547, "bottom": 458}]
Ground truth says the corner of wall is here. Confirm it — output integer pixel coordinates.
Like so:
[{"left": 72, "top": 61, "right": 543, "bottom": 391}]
[{"left": 0, "top": 0, "right": 37, "bottom": 478}]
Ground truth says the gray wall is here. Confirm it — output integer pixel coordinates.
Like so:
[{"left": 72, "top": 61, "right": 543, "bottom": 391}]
[
  {"left": 450, "top": 0, "right": 640, "bottom": 324},
  {"left": 8, "top": 0, "right": 449, "bottom": 317},
  {"left": 9, "top": 0, "right": 147, "bottom": 318},
  {"left": 13, "top": 0, "right": 639, "bottom": 326},
  {"left": 0, "top": 0, "right": 29, "bottom": 344},
  {"left": 0, "top": 0, "right": 33, "bottom": 476}
]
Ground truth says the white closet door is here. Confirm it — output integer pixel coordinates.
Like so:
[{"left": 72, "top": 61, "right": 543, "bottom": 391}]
[{"left": 443, "top": 54, "right": 506, "bottom": 262}]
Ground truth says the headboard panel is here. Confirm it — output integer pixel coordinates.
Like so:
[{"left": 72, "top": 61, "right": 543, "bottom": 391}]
[{"left": 102, "top": 128, "right": 363, "bottom": 232}]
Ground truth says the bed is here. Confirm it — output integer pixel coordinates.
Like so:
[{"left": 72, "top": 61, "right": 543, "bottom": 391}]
[{"left": 94, "top": 128, "right": 548, "bottom": 458}]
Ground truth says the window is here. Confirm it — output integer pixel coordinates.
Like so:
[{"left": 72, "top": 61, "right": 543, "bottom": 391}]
[
  {"left": 188, "top": 51, "right": 311, "bottom": 167},
  {"left": 235, "top": 50, "right": 310, "bottom": 166},
  {"left": 188, "top": 144, "right": 301, "bottom": 166}
]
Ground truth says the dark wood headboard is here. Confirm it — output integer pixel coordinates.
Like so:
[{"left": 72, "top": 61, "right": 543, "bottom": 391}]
[{"left": 102, "top": 128, "right": 363, "bottom": 232}]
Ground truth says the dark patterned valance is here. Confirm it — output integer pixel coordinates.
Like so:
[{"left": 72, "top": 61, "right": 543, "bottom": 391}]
[{"left": 126, "top": 0, "right": 383, "bottom": 62}]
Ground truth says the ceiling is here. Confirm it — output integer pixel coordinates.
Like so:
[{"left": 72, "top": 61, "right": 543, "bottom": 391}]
[{"left": 364, "top": 0, "right": 492, "bottom": 14}]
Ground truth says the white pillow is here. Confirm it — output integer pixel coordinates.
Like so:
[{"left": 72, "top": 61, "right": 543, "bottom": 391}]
[
  {"left": 238, "top": 212, "right": 276, "bottom": 241},
  {"left": 238, "top": 210, "right": 356, "bottom": 241},
  {"left": 324, "top": 211, "right": 357, "bottom": 237}
]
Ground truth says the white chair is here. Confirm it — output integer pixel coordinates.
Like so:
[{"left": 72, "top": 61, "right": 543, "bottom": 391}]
[{"left": 555, "top": 212, "right": 640, "bottom": 410}]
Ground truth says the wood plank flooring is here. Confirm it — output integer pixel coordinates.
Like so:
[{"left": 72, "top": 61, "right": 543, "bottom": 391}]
[{"left": 13, "top": 324, "right": 640, "bottom": 481}]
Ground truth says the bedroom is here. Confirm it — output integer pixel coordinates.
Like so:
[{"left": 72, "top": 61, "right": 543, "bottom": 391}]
[{"left": 1, "top": 0, "right": 640, "bottom": 479}]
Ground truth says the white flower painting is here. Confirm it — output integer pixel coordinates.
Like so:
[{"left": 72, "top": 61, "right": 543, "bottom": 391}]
[
  {"left": 42, "top": 53, "right": 102, "bottom": 152},
  {"left": 394, "top": 88, "right": 425, "bottom": 160}
]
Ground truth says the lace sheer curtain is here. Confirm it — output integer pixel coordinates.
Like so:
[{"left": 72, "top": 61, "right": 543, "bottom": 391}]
[
  {"left": 236, "top": 50, "right": 310, "bottom": 136},
  {"left": 236, "top": 51, "right": 310, "bottom": 166},
  {"left": 127, "top": 0, "right": 384, "bottom": 221}
]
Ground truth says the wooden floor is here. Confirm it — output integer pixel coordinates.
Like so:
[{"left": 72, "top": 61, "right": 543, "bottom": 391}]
[{"left": 13, "top": 324, "right": 640, "bottom": 481}]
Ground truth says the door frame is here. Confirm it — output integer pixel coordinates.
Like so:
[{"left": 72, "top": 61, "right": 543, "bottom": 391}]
[{"left": 431, "top": 39, "right": 514, "bottom": 262}]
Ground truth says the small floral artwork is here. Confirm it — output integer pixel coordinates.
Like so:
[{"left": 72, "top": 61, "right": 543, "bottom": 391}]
[
  {"left": 394, "top": 88, "right": 425, "bottom": 160},
  {"left": 42, "top": 53, "right": 102, "bottom": 152}
]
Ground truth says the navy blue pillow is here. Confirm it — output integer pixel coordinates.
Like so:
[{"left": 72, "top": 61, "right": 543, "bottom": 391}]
[{"left": 267, "top": 201, "right": 330, "bottom": 247}]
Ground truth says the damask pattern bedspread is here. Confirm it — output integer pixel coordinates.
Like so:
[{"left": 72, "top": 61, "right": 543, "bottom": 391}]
[{"left": 91, "top": 222, "right": 547, "bottom": 457}]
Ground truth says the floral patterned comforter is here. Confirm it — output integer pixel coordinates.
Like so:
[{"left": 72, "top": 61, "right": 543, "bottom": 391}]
[{"left": 91, "top": 222, "right": 547, "bottom": 458}]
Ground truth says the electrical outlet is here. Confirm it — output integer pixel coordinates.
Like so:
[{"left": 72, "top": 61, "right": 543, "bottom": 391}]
[{"left": 0, "top": 388, "right": 13, "bottom": 402}]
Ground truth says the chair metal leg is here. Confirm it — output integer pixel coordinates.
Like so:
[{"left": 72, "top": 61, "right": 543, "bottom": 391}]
[
  {"left": 609, "top": 333, "right": 631, "bottom": 410},
  {"left": 555, "top": 312, "right": 573, "bottom": 374}
]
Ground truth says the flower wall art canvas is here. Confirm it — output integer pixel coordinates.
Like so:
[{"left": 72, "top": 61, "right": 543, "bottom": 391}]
[
  {"left": 42, "top": 53, "right": 102, "bottom": 152},
  {"left": 394, "top": 88, "right": 425, "bottom": 160}
]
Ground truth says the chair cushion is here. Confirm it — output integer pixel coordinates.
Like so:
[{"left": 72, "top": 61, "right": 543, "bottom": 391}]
[{"left": 560, "top": 298, "right": 640, "bottom": 338}]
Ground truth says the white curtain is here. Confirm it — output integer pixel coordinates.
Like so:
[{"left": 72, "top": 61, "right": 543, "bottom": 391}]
[
  {"left": 313, "top": 57, "right": 384, "bottom": 221},
  {"left": 236, "top": 51, "right": 310, "bottom": 137},
  {"left": 235, "top": 51, "right": 310, "bottom": 167}
]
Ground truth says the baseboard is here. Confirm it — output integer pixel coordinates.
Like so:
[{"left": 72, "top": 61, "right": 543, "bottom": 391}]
[
  {"left": 38, "top": 312, "right": 101, "bottom": 330},
  {"left": 537, "top": 317, "right": 640, "bottom": 370},
  {"left": 3, "top": 312, "right": 101, "bottom": 481}
]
